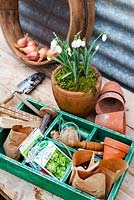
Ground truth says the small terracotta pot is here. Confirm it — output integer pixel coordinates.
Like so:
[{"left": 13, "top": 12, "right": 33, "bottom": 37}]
[
  {"left": 95, "top": 92, "right": 125, "bottom": 114},
  {"left": 95, "top": 111, "right": 126, "bottom": 134},
  {"left": 96, "top": 81, "right": 125, "bottom": 114},
  {"left": 103, "top": 137, "right": 130, "bottom": 160},
  {"left": 100, "top": 81, "right": 125, "bottom": 102}
]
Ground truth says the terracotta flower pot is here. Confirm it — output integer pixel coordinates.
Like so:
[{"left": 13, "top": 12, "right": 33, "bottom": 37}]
[
  {"left": 100, "top": 81, "right": 125, "bottom": 100},
  {"left": 95, "top": 92, "right": 125, "bottom": 114},
  {"left": 95, "top": 111, "right": 126, "bottom": 134},
  {"left": 96, "top": 81, "right": 125, "bottom": 114},
  {"left": 103, "top": 137, "right": 130, "bottom": 160},
  {"left": 51, "top": 65, "right": 102, "bottom": 118}
]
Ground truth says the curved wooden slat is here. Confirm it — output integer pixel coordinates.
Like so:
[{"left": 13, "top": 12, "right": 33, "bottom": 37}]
[{"left": 0, "top": 0, "right": 95, "bottom": 67}]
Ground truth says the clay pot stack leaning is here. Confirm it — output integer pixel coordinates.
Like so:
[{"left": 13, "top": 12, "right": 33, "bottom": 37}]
[{"left": 95, "top": 81, "right": 126, "bottom": 134}]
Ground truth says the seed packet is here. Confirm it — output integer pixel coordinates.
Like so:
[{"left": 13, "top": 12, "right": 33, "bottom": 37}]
[
  {"left": 33, "top": 140, "right": 72, "bottom": 181},
  {"left": 19, "top": 128, "right": 43, "bottom": 159}
]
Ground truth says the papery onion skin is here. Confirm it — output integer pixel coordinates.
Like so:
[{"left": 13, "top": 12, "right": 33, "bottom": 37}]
[
  {"left": 16, "top": 33, "right": 29, "bottom": 48},
  {"left": 46, "top": 49, "right": 57, "bottom": 58},
  {"left": 19, "top": 45, "right": 38, "bottom": 55},
  {"left": 22, "top": 51, "right": 39, "bottom": 61},
  {"left": 38, "top": 47, "right": 48, "bottom": 62},
  {"left": 27, "top": 39, "right": 38, "bottom": 47}
]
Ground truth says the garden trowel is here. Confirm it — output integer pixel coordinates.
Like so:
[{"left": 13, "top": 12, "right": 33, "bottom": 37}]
[{"left": 0, "top": 72, "right": 45, "bottom": 116}]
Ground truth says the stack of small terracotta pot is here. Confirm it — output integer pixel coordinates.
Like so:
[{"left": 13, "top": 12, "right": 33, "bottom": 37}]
[
  {"left": 95, "top": 81, "right": 129, "bottom": 160},
  {"left": 95, "top": 81, "right": 126, "bottom": 134}
]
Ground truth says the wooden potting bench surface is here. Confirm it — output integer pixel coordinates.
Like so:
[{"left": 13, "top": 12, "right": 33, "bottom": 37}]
[{"left": 0, "top": 29, "right": 134, "bottom": 200}]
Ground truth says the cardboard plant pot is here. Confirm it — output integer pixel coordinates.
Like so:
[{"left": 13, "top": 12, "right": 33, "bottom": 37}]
[
  {"left": 3, "top": 125, "right": 33, "bottom": 160},
  {"left": 51, "top": 65, "right": 102, "bottom": 118},
  {"left": 103, "top": 137, "right": 130, "bottom": 160}
]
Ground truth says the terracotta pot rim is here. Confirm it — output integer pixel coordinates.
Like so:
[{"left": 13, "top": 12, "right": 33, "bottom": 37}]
[
  {"left": 100, "top": 81, "right": 125, "bottom": 101},
  {"left": 95, "top": 92, "right": 125, "bottom": 114},
  {"left": 99, "top": 91, "right": 125, "bottom": 103},
  {"left": 51, "top": 64, "right": 102, "bottom": 97},
  {"left": 104, "top": 137, "right": 130, "bottom": 153}
]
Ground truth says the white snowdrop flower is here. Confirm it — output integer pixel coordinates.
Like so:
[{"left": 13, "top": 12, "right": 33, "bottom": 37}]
[
  {"left": 55, "top": 45, "right": 62, "bottom": 54},
  {"left": 95, "top": 45, "right": 100, "bottom": 51},
  {"left": 50, "top": 39, "right": 57, "bottom": 50},
  {"left": 76, "top": 39, "right": 82, "bottom": 48},
  {"left": 81, "top": 40, "right": 86, "bottom": 47},
  {"left": 102, "top": 33, "right": 107, "bottom": 42},
  {"left": 68, "top": 47, "right": 71, "bottom": 56},
  {"left": 71, "top": 40, "right": 77, "bottom": 48},
  {"left": 47, "top": 56, "right": 52, "bottom": 61}
]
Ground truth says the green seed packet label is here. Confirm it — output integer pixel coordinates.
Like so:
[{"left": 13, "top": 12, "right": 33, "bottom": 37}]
[
  {"left": 19, "top": 128, "right": 43, "bottom": 159},
  {"left": 34, "top": 140, "right": 71, "bottom": 180}
]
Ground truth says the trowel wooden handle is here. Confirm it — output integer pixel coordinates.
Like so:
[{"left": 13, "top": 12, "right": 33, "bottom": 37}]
[
  {"left": 39, "top": 113, "right": 52, "bottom": 133},
  {"left": 0, "top": 93, "right": 14, "bottom": 104},
  {"left": 69, "top": 140, "right": 104, "bottom": 151},
  {"left": 14, "top": 93, "right": 42, "bottom": 117}
]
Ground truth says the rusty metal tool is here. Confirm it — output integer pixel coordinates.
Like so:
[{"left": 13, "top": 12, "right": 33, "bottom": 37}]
[
  {"left": 0, "top": 72, "right": 45, "bottom": 116},
  {"left": 39, "top": 107, "right": 58, "bottom": 134}
]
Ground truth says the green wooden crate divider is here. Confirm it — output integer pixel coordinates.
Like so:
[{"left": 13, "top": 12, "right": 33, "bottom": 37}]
[
  {"left": 87, "top": 127, "right": 98, "bottom": 141},
  {"left": 0, "top": 97, "right": 134, "bottom": 200}
]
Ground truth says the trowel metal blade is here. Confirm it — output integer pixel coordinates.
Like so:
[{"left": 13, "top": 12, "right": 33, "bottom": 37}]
[{"left": 16, "top": 72, "right": 45, "bottom": 94}]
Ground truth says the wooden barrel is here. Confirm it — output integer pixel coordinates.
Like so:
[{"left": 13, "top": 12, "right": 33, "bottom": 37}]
[{"left": 0, "top": 0, "right": 95, "bottom": 67}]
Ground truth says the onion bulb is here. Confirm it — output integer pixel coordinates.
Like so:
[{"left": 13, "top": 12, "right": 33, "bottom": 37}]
[
  {"left": 19, "top": 45, "right": 38, "bottom": 55},
  {"left": 27, "top": 39, "right": 37, "bottom": 47},
  {"left": 46, "top": 49, "right": 57, "bottom": 58},
  {"left": 23, "top": 51, "right": 39, "bottom": 61},
  {"left": 15, "top": 33, "right": 29, "bottom": 48},
  {"left": 38, "top": 47, "right": 48, "bottom": 62}
]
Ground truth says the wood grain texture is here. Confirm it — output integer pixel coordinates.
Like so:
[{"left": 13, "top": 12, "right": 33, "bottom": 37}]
[
  {"left": 0, "top": 27, "right": 134, "bottom": 200},
  {"left": 0, "top": 0, "right": 95, "bottom": 67}
]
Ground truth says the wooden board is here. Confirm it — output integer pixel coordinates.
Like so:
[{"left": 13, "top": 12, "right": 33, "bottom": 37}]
[{"left": 0, "top": 28, "right": 134, "bottom": 200}]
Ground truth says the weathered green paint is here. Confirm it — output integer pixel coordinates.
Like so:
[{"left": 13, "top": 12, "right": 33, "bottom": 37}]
[{"left": 0, "top": 98, "right": 134, "bottom": 200}]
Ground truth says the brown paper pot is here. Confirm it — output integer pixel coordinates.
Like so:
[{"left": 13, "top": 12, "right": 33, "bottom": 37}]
[
  {"left": 69, "top": 150, "right": 96, "bottom": 184},
  {"left": 70, "top": 150, "right": 129, "bottom": 199},
  {"left": 103, "top": 137, "right": 130, "bottom": 160},
  {"left": 70, "top": 150, "right": 105, "bottom": 199},
  {"left": 95, "top": 111, "right": 126, "bottom": 134},
  {"left": 72, "top": 170, "right": 106, "bottom": 199},
  {"left": 3, "top": 125, "right": 33, "bottom": 160},
  {"left": 99, "top": 158, "right": 129, "bottom": 197},
  {"left": 72, "top": 150, "right": 94, "bottom": 166}
]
